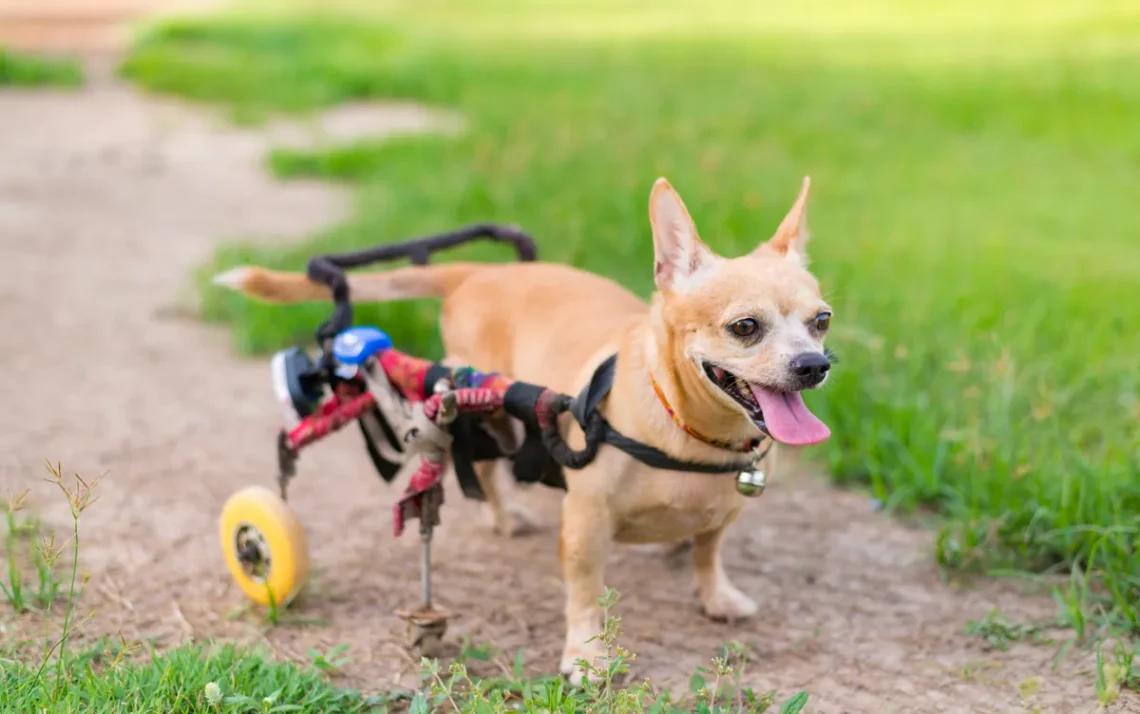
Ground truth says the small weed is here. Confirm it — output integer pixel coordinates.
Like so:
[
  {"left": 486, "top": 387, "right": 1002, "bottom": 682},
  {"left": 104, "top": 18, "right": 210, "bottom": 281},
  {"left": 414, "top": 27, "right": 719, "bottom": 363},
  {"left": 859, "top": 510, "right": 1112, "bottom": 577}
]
[
  {"left": 1, "top": 492, "right": 30, "bottom": 611},
  {"left": 1095, "top": 643, "right": 1118, "bottom": 707},
  {"left": 1018, "top": 675, "right": 1040, "bottom": 700},
  {"left": 574, "top": 588, "right": 635, "bottom": 703},
  {"left": 264, "top": 579, "right": 280, "bottom": 626},
  {"left": 959, "top": 659, "right": 1001, "bottom": 683},
  {"left": 1, "top": 491, "right": 65, "bottom": 613},
  {"left": 1094, "top": 639, "right": 1139, "bottom": 709},
  {"left": 1053, "top": 563, "right": 1094, "bottom": 642},
  {"left": 965, "top": 608, "right": 1055, "bottom": 651},
  {"left": 227, "top": 589, "right": 325, "bottom": 628},
  {"left": 1117, "top": 641, "right": 1139, "bottom": 689},
  {"left": 690, "top": 641, "right": 781, "bottom": 713},
  {"left": 30, "top": 532, "right": 64, "bottom": 608},
  {"left": 308, "top": 643, "right": 352, "bottom": 676}
]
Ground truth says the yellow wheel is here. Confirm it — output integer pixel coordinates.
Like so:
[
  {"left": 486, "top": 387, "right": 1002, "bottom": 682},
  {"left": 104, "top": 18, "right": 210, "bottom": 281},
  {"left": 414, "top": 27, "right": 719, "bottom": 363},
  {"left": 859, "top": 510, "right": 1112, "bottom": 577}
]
[{"left": 219, "top": 486, "right": 310, "bottom": 607}]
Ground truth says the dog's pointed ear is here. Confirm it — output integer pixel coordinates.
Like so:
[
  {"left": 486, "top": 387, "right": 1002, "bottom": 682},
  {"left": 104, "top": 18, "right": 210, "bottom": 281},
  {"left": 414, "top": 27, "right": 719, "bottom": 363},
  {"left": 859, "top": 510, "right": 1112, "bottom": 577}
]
[
  {"left": 649, "top": 178, "right": 715, "bottom": 292},
  {"left": 761, "top": 176, "right": 811, "bottom": 264}
]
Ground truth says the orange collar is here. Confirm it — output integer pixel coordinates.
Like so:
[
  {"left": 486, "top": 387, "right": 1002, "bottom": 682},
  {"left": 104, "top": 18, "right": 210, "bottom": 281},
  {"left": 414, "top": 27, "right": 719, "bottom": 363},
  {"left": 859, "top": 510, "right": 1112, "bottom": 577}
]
[{"left": 649, "top": 372, "right": 765, "bottom": 454}]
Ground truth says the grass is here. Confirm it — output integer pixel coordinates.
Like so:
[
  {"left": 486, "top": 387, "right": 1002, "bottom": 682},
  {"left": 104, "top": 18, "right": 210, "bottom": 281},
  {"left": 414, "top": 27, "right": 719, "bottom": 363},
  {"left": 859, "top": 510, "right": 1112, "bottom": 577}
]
[
  {"left": 1099, "top": 640, "right": 1140, "bottom": 708},
  {"left": 1, "top": 493, "right": 63, "bottom": 613},
  {"left": 964, "top": 608, "right": 1057, "bottom": 652},
  {"left": 118, "top": 0, "right": 1140, "bottom": 631},
  {"left": 3, "top": 635, "right": 812, "bottom": 714},
  {"left": 0, "top": 48, "right": 84, "bottom": 87},
  {"left": 1, "top": 641, "right": 395, "bottom": 714},
  {"left": 1, "top": 468, "right": 812, "bottom": 713}
]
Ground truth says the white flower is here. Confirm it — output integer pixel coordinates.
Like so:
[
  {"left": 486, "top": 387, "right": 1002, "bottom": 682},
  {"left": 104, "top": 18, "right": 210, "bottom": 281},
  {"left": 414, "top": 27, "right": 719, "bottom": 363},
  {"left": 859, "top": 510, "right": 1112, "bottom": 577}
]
[{"left": 204, "top": 682, "right": 223, "bottom": 706}]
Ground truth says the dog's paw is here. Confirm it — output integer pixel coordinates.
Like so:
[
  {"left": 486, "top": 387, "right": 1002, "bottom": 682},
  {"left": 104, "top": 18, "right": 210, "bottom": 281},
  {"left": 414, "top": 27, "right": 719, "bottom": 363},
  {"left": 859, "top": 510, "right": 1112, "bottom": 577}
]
[
  {"left": 560, "top": 641, "right": 605, "bottom": 686},
  {"left": 482, "top": 503, "right": 540, "bottom": 538},
  {"left": 701, "top": 585, "right": 758, "bottom": 622}
]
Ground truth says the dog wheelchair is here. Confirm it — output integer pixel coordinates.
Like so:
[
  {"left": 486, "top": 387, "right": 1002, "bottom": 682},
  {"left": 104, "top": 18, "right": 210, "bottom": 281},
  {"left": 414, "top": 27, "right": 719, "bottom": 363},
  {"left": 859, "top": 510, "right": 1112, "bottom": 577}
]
[
  {"left": 217, "top": 225, "right": 771, "bottom": 656},
  {"left": 218, "top": 225, "right": 580, "bottom": 654}
]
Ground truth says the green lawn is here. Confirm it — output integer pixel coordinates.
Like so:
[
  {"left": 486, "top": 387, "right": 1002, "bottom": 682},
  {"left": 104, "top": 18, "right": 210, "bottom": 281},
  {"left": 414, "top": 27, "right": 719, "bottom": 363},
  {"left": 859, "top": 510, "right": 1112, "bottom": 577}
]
[
  {"left": 0, "top": 48, "right": 84, "bottom": 87},
  {"left": 0, "top": 641, "right": 395, "bottom": 713},
  {"left": 121, "top": 0, "right": 1139, "bottom": 629}
]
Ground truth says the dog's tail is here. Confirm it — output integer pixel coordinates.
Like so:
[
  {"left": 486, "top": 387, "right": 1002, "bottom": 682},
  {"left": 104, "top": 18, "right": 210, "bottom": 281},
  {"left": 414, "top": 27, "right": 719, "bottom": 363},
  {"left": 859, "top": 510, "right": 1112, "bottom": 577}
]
[{"left": 211, "top": 262, "right": 480, "bottom": 304}]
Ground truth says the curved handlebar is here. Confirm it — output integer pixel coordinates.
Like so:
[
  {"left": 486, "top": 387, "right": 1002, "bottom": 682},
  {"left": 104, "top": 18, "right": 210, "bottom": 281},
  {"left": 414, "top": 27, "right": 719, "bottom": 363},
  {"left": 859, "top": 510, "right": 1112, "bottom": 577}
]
[{"left": 306, "top": 224, "right": 538, "bottom": 342}]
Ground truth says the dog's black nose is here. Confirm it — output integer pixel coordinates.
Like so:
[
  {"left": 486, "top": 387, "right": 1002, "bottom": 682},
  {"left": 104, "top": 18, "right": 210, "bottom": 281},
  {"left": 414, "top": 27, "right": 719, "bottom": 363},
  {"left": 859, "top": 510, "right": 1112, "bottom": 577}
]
[{"left": 789, "top": 352, "right": 830, "bottom": 387}]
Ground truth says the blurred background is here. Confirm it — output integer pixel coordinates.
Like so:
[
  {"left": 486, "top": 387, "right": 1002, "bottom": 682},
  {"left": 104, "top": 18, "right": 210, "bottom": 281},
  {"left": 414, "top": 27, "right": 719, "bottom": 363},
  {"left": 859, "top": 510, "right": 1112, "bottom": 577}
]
[{"left": 1, "top": 0, "right": 1137, "bottom": 687}]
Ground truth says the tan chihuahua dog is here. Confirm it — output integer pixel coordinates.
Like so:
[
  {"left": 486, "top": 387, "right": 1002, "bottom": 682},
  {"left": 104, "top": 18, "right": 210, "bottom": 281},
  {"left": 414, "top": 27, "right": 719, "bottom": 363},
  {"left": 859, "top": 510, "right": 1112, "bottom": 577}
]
[{"left": 215, "top": 177, "right": 833, "bottom": 681}]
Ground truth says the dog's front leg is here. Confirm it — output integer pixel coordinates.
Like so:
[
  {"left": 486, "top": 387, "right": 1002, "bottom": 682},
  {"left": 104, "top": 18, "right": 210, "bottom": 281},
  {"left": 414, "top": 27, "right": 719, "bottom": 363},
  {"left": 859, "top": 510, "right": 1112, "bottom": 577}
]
[
  {"left": 693, "top": 520, "right": 758, "bottom": 622},
  {"left": 558, "top": 490, "right": 612, "bottom": 685}
]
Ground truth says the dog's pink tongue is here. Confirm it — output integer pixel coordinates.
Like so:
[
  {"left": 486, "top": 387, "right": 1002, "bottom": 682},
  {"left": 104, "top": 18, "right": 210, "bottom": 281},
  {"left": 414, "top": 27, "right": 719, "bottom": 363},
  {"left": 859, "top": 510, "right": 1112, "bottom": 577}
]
[{"left": 750, "top": 386, "right": 831, "bottom": 446}]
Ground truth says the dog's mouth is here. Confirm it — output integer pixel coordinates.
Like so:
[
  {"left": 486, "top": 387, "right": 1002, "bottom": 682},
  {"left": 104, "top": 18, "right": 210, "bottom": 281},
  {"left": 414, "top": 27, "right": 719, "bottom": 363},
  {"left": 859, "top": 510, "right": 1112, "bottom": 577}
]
[{"left": 702, "top": 362, "right": 831, "bottom": 446}]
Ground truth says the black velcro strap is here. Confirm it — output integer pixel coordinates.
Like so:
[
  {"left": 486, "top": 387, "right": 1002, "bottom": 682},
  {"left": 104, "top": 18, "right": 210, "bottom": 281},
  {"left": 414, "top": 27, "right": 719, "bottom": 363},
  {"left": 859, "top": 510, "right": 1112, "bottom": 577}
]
[
  {"left": 502, "top": 380, "right": 571, "bottom": 488},
  {"left": 450, "top": 415, "right": 487, "bottom": 501},
  {"left": 503, "top": 381, "right": 548, "bottom": 427},
  {"left": 513, "top": 431, "right": 567, "bottom": 490}
]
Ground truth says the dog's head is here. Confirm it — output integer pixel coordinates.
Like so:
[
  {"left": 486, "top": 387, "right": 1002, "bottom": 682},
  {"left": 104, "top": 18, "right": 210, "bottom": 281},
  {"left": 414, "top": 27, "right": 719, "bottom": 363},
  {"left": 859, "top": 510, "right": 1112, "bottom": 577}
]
[{"left": 648, "top": 177, "right": 832, "bottom": 447}]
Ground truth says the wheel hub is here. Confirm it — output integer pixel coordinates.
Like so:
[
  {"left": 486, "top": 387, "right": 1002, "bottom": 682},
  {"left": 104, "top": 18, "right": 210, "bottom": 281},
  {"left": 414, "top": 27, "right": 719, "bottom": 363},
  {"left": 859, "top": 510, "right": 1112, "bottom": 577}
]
[{"left": 234, "top": 524, "right": 272, "bottom": 581}]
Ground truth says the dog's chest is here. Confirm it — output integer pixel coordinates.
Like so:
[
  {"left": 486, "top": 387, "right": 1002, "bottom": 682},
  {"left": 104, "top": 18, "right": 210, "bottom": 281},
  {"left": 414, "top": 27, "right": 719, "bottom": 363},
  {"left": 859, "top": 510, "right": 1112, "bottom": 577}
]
[{"left": 610, "top": 471, "right": 744, "bottom": 544}]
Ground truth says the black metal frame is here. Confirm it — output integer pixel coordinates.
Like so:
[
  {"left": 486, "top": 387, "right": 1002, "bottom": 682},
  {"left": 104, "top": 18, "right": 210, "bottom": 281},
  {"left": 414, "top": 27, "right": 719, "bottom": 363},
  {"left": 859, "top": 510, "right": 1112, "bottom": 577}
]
[{"left": 305, "top": 224, "right": 538, "bottom": 343}]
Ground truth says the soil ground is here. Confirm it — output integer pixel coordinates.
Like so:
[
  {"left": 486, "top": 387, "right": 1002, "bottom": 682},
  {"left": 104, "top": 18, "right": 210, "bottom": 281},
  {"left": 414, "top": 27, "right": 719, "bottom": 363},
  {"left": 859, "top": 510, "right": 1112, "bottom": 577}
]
[{"left": 0, "top": 8, "right": 1136, "bottom": 713}]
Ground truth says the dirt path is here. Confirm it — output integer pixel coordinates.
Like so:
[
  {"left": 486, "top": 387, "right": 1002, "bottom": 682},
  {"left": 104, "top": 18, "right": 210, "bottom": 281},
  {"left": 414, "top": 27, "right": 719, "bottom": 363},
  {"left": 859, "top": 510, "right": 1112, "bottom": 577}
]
[{"left": 0, "top": 51, "right": 1134, "bottom": 713}]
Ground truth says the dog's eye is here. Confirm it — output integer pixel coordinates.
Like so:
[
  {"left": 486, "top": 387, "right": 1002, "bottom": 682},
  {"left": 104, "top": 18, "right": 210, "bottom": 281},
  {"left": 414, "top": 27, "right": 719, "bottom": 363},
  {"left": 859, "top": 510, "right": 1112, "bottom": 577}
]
[
  {"left": 728, "top": 318, "right": 759, "bottom": 338},
  {"left": 813, "top": 312, "right": 831, "bottom": 332}
]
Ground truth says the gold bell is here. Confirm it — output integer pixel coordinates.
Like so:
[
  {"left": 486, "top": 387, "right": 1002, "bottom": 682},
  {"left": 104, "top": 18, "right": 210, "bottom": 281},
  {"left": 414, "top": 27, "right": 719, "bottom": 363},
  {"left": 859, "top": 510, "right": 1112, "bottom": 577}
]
[{"left": 736, "top": 469, "right": 766, "bottom": 497}]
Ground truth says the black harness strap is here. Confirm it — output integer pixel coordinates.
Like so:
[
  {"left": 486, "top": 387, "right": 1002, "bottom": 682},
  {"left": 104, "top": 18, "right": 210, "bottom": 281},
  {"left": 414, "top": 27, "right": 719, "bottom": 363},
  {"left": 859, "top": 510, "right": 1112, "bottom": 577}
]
[{"left": 568, "top": 355, "right": 760, "bottom": 474}]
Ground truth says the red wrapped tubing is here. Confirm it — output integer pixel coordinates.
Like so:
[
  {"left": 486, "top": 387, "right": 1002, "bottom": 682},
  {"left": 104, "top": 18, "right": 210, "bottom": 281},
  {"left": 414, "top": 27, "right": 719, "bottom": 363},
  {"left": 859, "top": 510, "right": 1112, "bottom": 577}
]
[{"left": 284, "top": 348, "right": 514, "bottom": 453}]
